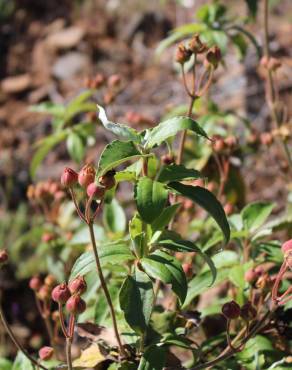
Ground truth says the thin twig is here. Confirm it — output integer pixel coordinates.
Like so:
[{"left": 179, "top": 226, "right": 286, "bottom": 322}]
[{"left": 0, "top": 292, "right": 48, "bottom": 370}]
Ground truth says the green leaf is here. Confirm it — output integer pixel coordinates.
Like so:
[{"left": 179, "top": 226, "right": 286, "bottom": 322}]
[
  {"left": 141, "top": 250, "right": 187, "bottom": 304},
  {"left": 119, "top": 268, "right": 154, "bottom": 333},
  {"left": 135, "top": 177, "right": 169, "bottom": 224},
  {"left": 30, "top": 130, "right": 68, "bottom": 178},
  {"left": 66, "top": 131, "right": 85, "bottom": 163},
  {"left": 184, "top": 251, "right": 238, "bottom": 307},
  {"left": 145, "top": 116, "right": 208, "bottom": 149},
  {"left": 103, "top": 198, "right": 126, "bottom": 234},
  {"left": 138, "top": 345, "right": 166, "bottom": 370},
  {"left": 70, "top": 241, "right": 135, "bottom": 279},
  {"left": 236, "top": 335, "right": 275, "bottom": 370},
  {"left": 97, "top": 105, "right": 141, "bottom": 142},
  {"left": 157, "top": 164, "right": 202, "bottom": 183},
  {"left": 12, "top": 352, "right": 34, "bottom": 370},
  {"left": 156, "top": 236, "right": 217, "bottom": 286},
  {"left": 244, "top": 0, "right": 259, "bottom": 17},
  {"left": 168, "top": 182, "right": 230, "bottom": 244},
  {"left": 64, "top": 89, "right": 96, "bottom": 123},
  {"left": 29, "top": 101, "right": 65, "bottom": 117},
  {"left": 0, "top": 358, "right": 12, "bottom": 370},
  {"left": 97, "top": 140, "right": 144, "bottom": 176},
  {"left": 241, "top": 202, "right": 275, "bottom": 233},
  {"left": 151, "top": 203, "right": 180, "bottom": 232}
]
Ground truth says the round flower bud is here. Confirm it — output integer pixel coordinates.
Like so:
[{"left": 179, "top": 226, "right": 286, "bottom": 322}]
[
  {"left": 206, "top": 46, "right": 221, "bottom": 69},
  {"left": 42, "top": 232, "right": 55, "bottom": 243},
  {"left": 161, "top": 154, "right": 175, "bottom": 165},
  {"left": 188, "top": 34, "right": 207, "bottom": 54},
  {"left": 175, "top": 43, "right": 192, "bottom": 64},
  {"left": 182, "top": 263, "right": 193, "bottom": 278},
  {"left": 108, "top": 74, "right": 121, "bottom": 88},
  {"left": 66, "top": 295, "right": 86, "bottom": 315},
  {"left": 87, "top": 183, "right": 105, "bottom": 200},
  {"left": 29, "top": 276, "right": 42, "bottom": 291},
  {"left": 282, "top": 239, "right": 292, "bottom": 255},
  {"left": 0, "top": 250, "right": 8, "bottom": 264},
  {"left": 222, "top": 300, "right": 241, "bottom": 319},
  {"left": 260, "top": 132, "right": 273, "bottom": 146},
  {"left": 39, "top": 346, "right": 54, "bottom": 361},
  {"left": 212, "top": 135, "right": 225, "bottom": 153},
  {"left": 44, "top": 274, "right": 56, "bottom": 288},
  {"left": 51, "top": 283, "right": 71, "bottom": 304},
  {"left": 78, "top": 165, "right": 96, "bottom": 188},
  {"left": 68, "top": 276, "right": 87, "bottom": 295},
  {"left": 61, "top": 167, "right": 78, "bottom": 187},
  {"left": 224, "top": 136, "right": 237, "bottom": 149},
  {"left": 244, "top": 268, "right": 258, "bottom": 284},
  {"left": 240, "top": 302, "right": 257, "bottom": 321},
  {"left": 98, "top": 170, "right": 116, "bottom": 190},
  {"left": 37, "top": 285, "right": 51, "bottom": 301}
]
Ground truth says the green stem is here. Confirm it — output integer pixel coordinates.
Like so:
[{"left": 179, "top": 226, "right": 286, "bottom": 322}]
[{"left": 88, "top": 222, "right": 126, "bottom": 357}]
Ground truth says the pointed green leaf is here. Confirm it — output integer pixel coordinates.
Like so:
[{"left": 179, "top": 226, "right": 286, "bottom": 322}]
[
  {"left": 138, "top": 345, "right": 166, "bottom": 370},
  {"left": 135, "top": 177, "right": 169, "bottom": 223},
  {"left": 241, "top": 201, "right": 275, "bottom": 233},
  {"left": 98, "top": 105, "right": 141, "bottom": 142},
  {"left": 30, "top": 130, "right": 68, "bottom": 178},
  {"left": 168, "top": 182, "right": 230, "bottom": 244},
  {"left": 157, "top": 164, "right": 202, "bottom": 183},
  {"left": 103, "top": 198, "right": 126, "bottom": 234},
  {"left": 66, "top": 132, "right": 85, "bottom": 163},
  {"left": 151, "top": 203, "right": 180, "bottom": 232},
  {"left": 70, "top": 241, "right": 134, "bottom": 279},
  {"left": 97, "top": 140, "right": 144, "bottom": 176},
  {"left": 156, "top": 236, "right": 217, "bottom": 286},
  {"left": 141, "top": 250, "right": 187, "bottom": 304},
  {"left": 119, "top": 268, "right": 154, "bottom": 333},
  {"left": 145, "top": 116, "right": 208, "bottom": 149}
]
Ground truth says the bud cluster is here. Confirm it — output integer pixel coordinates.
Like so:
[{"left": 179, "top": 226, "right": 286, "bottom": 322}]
[
  {"left": 84, "top": 72, "right": 122, "bottom": 107},
  {"left": 61, "top": 165, "right": 116, "bottom": 206},
  {"left": 29, "top": 274, "right": 57, "bottom": 302},
  {"left": 51, "top": 276, "right": 87, "bottom": 315},
  {"left": 212, "top": 135, "right": 238, "bottom": 154},
  {"left": 222, "top": 300, "right": 256, "bottom": 321},
  {"left": 125, "top": 111, "right": 154, "bottom": 127},
  {"left": 175, "top": 34, "right": 221, "bottom": 70}
]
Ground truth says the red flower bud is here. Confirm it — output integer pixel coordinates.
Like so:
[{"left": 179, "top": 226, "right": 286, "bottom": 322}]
[
  {"left": 61, "top": 167, "right": 78, "bottom": 187},
  {"left": 161, "top": 154, "right": 175, "bottom": 165},
  {"left": 44, "top": 274, "right": 56, "bottom": 288},
  {"left": 29, "top": 276, "right": 42, "bottom": 291},
  {"left": 39, "top": 346, "right": 54, "bottom": 361},
  {"left": 37, "top": 285, "right": 51, "bottom": 301},
  {"left": 182, "top": 263, "right": 193, "bottom": 278},
  {"left": 282, "top": 239, "right": 292, "bottom": 255},
  {"left": 66, "top": 295, "right": 86, "bottom": 315},
  {"left": 222, "top": 300, "right": 240, "bottom": 319},
  {"left": 42, "top": 232, "right": 55, "bottom": 243},
  {"left": 87, "top": 183, "right": 105, "bottom": 200},
  {"left": 51, "top": 283, "right": 71, "bottom": 304},
  {"left": 78, "top": 165, "right": 96, "bottom": 188},
  {"left": 98, "top": 170, "right": 116, "bottom": 190},
  {"left": 0, "top": 250, "right": 8, "bottom": 264},
  {"left": 240, "top": 302, "right": 257, "bottom": 321},
  {"left": 244, "top": 268, "right": 258, "bottom": 284},
  {"left": 206, "top": 46, "right": 221, "bottom": 69},
  {"left": 108, "top": 74, "right": 121, "bottom": 88},
  {"left": 175, "top": 43, "right": 192, "bottom": 64},
  {"left": 68, "top": 276, "right": 87, "bottom": 295},
  {"left": 188, "top": 34, "right": 207, "bottom": 54}
]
